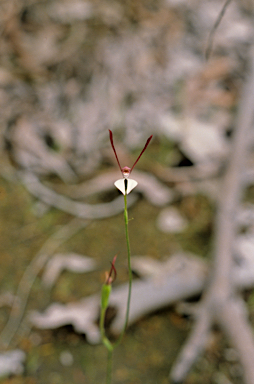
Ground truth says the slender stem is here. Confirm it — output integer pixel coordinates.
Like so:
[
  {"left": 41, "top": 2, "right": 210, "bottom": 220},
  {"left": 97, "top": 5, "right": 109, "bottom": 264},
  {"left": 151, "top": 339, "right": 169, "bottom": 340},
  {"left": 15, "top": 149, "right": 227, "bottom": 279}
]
[
  {"left": 114, "top": 190, "right": 132, "bottom": 348},
  {"left": 100, "top": 305, "right": 113, "bottom": 384},
  {"left": 100, "top": 184, "right": 133, "bottom": 383},
  {"left": 123, "top": 191, "right": 132, "bottom": 331},
  {"left": 106, "top": 350, "right": 113, "bottom": 384},
  {"left": 100, "top": 306, "right": 113, "bottom": 351}
]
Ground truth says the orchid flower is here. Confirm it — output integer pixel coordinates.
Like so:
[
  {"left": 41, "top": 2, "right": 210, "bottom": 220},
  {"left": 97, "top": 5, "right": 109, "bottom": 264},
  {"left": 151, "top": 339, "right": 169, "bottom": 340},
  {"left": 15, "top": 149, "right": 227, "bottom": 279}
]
[{"left": 109, "top": 130, "right": 153, "bottom": 195}]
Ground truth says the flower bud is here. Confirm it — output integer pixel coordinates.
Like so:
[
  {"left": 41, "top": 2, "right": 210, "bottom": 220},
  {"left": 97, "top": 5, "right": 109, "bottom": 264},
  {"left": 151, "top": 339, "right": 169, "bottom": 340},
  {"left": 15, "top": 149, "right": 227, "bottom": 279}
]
[{"left": 101, "top": 283, "right": 112, "bottom": 310}]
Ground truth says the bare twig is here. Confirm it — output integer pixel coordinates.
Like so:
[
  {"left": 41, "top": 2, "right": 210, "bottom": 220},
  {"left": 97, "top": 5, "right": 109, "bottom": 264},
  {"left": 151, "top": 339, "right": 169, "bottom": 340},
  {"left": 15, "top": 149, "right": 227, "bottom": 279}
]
[
  {"left": 170, "top": 47, "right": 254, "bottom": 384},
  {"left": 205, "top": 0, "right": 233, "bottom": 60}
]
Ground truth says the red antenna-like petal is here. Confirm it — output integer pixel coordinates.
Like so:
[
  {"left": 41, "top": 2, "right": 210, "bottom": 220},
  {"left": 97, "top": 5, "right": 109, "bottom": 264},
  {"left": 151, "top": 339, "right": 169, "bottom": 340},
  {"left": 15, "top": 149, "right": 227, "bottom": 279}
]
[
  {"left": 105, "top": 254, "right": 117, "bottom": 284},
  {"left": 130, "top": 135, "right": 153, "bottom": 173},
  {"left": 109, "top": 130, "right": 122, "bottom": 172}
]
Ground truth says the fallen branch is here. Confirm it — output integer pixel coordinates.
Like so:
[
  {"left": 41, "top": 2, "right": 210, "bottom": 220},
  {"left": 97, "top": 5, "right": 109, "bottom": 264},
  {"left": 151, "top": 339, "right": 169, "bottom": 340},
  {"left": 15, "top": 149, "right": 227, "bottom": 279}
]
[
  {"left": 170, "top": 47, "right": 254, "bottom": 384},
  {"left": 44, "top": 170, "right": 173, "bottom": 207},
  {"left": 29, "top": 253, "right": 208, "bottom": 344},
  {"left": 29, "top": 245, "right": 254, "bottom": 345},
  {"left": 19, "top": 171, "right": 138, "bottom": 219}
]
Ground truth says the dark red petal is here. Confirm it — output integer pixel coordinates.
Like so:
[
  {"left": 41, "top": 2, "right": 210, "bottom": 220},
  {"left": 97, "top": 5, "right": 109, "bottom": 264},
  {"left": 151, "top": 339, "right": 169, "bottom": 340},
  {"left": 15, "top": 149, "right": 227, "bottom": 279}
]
[
  {"left": 109, "top": 130, "right": 122, "bottom": 172},
  {"left": 130, "top": 135, "right": 153, "bottom": 172},
  {"left": 106, "top": 254, "right": 117, "bottom": 284},
  {"left": 109, "top": 254, "right": 117, "bottom": 283}
]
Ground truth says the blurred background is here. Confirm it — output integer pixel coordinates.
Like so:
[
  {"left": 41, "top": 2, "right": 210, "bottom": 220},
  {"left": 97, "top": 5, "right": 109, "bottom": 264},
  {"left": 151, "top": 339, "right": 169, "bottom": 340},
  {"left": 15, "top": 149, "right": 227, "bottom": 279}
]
[{"left": 0, "top": 0, "right": 253, "bottom": 383}]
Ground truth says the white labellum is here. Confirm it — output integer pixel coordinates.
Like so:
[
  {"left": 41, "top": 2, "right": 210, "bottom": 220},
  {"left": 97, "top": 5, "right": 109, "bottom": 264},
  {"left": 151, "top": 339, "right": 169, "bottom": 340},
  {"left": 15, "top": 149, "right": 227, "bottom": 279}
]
[{"left": 114, "top": 179, "right": 138, "bottom": 195}]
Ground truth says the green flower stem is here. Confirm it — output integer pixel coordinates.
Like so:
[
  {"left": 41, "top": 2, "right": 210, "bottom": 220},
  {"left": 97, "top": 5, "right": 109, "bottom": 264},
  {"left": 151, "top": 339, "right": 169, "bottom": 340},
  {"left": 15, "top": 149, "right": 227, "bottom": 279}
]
[
  {"left": 120, "top": 191, "right": 132, "bottom": 334},
  {"left": 100, "top": 306, "right": 113, "bottom": 352},
  {"left": 100, "top": 185, "right": 133, "bottom": 383},
  {"left": 100, "top": 303, "right": 113, "bottom": 384},
  {"left": 106, "top": 349, "right": 113, "bottom": 384},
  {"left": 113, "top": 186, "right": 133, "bottom": 349},
  {"left": 124, "top": 190, "right": 133, "bottom": 331}
]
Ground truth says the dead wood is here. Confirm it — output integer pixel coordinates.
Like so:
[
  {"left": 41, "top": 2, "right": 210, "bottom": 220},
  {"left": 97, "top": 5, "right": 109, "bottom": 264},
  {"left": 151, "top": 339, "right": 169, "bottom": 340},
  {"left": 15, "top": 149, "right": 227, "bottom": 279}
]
[
  {"left": 170, "top": 48, "right": 254, "bottom": 384},
  {"left": 29, "top": 253, "right": 208, "bottom": 345},
  {"left": 29, "top": 246, "right": 254, "bottom": 347},
  {"left": 19, "top": 171, "right": 138, "bottom": 220}
]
